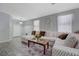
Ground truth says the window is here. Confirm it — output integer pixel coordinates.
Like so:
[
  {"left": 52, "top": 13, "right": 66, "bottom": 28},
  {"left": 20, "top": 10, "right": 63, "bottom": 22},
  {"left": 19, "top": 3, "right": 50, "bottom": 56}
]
[
  {"left": 58, "top": 14, "right": 73, "bottom": 33},
  {"left": 34, "top": 20, "right": 40, "bottom": 31}
]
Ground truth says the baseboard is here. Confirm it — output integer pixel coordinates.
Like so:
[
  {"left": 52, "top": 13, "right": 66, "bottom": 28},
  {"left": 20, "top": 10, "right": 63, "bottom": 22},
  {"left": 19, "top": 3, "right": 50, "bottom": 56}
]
[{"left": 12, "top": 36, "right": 21, "bottom": 38}]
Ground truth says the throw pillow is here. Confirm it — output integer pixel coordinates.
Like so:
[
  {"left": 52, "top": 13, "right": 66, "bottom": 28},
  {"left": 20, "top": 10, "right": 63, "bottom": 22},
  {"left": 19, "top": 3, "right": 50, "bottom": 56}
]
[
  {"left": 58, "top": 33, "right": 68, "bottom": 40},
  {"left": 64, "top": 34, "right": 77, "bottom": 48},
  {"left": 31, "top": 31, "right": 36, "bottom": 35}
]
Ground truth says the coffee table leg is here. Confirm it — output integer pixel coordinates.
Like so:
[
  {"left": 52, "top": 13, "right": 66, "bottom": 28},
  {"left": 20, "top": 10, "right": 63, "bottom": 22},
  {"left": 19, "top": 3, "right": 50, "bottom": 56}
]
[
  {"left": 28, "top": 40, "right": 30, "bottom": 47},
  {"left": 44, "top": 45, "right": 46, "bottom": 55},
  {"left": 47, "top": 42, "right": 49, "bottom": 49}
]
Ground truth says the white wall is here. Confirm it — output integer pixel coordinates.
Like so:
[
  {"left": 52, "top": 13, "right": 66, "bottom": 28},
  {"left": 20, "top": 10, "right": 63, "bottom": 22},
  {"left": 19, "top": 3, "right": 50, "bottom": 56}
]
[
  {"left": 0, "top": 12, "right": 10, "bottom": 41},
  {"left": 24, "top": 26, "right": 32, "bottom": 35},
  {"left": 11, "top": 20, "right": 33, "bottom": 37},
  {"left": 23, "top": 8, "right": 79, "bottom": 34},
  {"left": 40, "top": 17, "right": 51, "bottom": 31},
  {"left": 10, "top": 19, "right": 23, "bottom": 37},
  {"left": 36, "top": 8, "right": 79, "bottom": 33},
  {"left": 23, "top": 20, "right": 33, "bottom": 35},
  {"left": 13, "top": 24, "right": 22, "bottom": 37}
]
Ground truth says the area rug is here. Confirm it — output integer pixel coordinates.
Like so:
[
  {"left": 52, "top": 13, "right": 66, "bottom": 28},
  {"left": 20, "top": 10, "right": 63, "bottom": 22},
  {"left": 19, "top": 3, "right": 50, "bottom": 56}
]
[{"left": 22, "top": 42, "right": 52, "bottom": 56}]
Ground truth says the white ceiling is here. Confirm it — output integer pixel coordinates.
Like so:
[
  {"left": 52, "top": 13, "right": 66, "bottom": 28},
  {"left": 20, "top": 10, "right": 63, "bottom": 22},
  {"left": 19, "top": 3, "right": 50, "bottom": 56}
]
[{"left": 0, "top": 3, "right": 79, "bottom": 21}]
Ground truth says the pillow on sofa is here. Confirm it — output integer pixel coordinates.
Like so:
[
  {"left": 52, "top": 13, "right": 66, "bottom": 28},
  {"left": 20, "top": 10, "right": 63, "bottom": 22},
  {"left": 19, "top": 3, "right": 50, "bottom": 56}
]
[
  {"left": 64, "top": 34, "right": 77, "bottom": 48},
  {"left": 31, "top": 31, "right": 36, "bottom": 35},
  {"left": 40, "top": 31, "right": 45, "bottom": 36},
  {"left": 58, "top": 33, "right": 68, "bottom": 40}
]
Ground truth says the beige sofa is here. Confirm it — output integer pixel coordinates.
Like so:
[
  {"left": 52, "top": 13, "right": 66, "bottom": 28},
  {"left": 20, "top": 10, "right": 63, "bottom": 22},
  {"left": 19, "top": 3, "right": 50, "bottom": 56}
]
[{"left": 52, "top": 33, "right": 79, "bottom": 56}]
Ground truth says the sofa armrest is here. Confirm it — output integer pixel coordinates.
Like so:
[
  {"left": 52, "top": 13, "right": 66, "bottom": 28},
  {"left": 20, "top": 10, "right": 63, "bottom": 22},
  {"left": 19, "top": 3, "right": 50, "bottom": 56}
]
[{"left": 52, "top": 45, "right": 79, "bottom": 56}]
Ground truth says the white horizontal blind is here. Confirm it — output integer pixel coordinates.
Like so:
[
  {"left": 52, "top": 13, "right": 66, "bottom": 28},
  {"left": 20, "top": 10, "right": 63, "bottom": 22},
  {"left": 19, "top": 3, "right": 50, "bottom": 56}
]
[
  {"left": 58, "top": 14, "right": 73, "bottom": 33},
  {"left": 34, "top": 20, "right": 40, "bottom": 31}
]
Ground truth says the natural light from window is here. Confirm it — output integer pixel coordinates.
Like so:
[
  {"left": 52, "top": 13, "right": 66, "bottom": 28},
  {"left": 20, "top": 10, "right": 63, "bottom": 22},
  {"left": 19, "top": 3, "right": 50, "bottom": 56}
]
[
  {"left": 58, "top": 14, "right": 73, "bottom": 33},
  {"left": 34, "top": 20, "right": 40, "bottom": 31}
]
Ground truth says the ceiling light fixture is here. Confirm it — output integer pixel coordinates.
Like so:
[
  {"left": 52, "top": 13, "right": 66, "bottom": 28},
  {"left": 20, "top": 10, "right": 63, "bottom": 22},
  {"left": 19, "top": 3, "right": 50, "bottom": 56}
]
[
  {"left": 51, "top": 3, "right": 56, "bottom": 5},
  {"left": 19, "top": 22, "right": 23, "bottom": 24}
]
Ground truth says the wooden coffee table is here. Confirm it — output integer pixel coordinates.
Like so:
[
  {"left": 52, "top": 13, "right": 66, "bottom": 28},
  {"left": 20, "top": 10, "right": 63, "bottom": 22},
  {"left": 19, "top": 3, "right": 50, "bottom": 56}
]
[{"left": 28, "top": 39, "right": 49, "bottom": 55}]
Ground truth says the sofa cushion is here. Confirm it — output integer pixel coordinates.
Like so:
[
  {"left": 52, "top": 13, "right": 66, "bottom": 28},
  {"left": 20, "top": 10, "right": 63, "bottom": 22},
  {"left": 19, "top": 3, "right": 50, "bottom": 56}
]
[
  {"left": 64, "top": 34, "right": 77, "bottom": 48},
  {"left": 45, "top": 31, "right": 54, "bottom": 37},
  {"left": 74, "top": 33, "right": 79, "bottom": 49},
  {"left": 22, "top": 35, "right": 35, "bottom": 40},
  {"left": 45, "top": 31, "right": 64, "bottom": 37},
  {"left": 75, "top": 41, "right": 79, "bottom": 49},
  {"left": 54, "top": 38, "right": 65, "bottom": 46}
]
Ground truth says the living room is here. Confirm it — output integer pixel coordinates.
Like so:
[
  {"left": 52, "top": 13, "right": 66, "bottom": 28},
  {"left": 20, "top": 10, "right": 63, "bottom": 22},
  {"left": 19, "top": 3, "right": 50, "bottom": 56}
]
[{"left": 1, "top": 3, "right": 79, "bottom": 56}]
